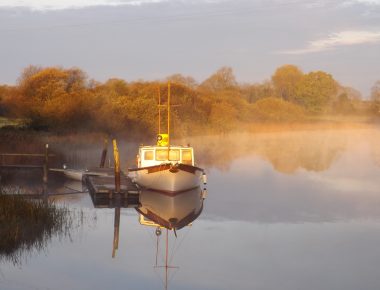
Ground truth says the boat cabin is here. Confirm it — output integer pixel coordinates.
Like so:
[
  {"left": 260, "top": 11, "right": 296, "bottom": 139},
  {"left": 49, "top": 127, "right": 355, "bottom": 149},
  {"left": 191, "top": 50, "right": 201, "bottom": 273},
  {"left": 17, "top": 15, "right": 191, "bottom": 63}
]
[{"left": 137, "top": 146, "right": 195, "bottom": 168}]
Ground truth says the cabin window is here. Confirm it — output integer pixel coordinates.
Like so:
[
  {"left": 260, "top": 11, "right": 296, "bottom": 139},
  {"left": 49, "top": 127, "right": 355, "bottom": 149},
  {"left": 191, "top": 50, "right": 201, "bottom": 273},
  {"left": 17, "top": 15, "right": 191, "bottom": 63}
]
[
  {"left": 156, "top": 149, "right": 168, "bottom": 161},
  {"left": 155, "top": 149, "right": 180, "bottom": 161},
  {"left": 169, "top": 149, "right": 180, "bottom": 161},
  {"left": 181, "top": 149, "right": 192, "bottom": 164},
  {"left": 144, "top": 150, "right": 154, "bottom": 160}
]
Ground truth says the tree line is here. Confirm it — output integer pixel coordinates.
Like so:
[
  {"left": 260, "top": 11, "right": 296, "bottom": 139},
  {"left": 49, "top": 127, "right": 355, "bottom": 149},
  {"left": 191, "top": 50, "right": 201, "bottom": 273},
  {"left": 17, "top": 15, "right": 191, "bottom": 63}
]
[{"left": 0, "top": 65, "right": 378, "bottom": 135}]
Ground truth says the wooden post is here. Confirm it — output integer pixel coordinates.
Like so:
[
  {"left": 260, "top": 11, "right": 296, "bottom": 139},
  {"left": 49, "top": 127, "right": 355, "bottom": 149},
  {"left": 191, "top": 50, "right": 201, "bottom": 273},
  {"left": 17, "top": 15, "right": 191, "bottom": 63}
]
[
  {"left": 100, "top": 139, "right": 108, "bottom": 168},
  {"left": 43, "top": 144, "right": 49, "bottom": 184},
  {"left": 113, "top": 139, "right": 121, "bottom": 194}
]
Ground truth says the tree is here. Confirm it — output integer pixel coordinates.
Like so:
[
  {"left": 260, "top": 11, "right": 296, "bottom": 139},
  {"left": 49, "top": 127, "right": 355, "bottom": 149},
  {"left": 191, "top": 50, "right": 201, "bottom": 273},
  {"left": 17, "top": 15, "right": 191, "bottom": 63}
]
[
  {"left": 0, "top": 85, "right": 8, "bottom": 115},
  {"left": 15, "top": 66, "right": 93, "bottom": 129},
  {"left": 102, "top": 79, "right": 129, "bottom": 96},
  {"left": 295, "top": 71, "right": 338, "bottom": 113},
  {"left": 166, "top": 74, "right": 197, "bottom": 89},
  {"left": 251, "top": 97, "right": 305, "bottom": 122},
  {"left": 241, "top": 81, "right": 275, "bottom": 103},
  {"left": 17, "top": 65, "right": 42, "bottom": 86},
  {"left": 209, "top": 101, "right": 239, "bottom": 133},
  {"left": 200, "top": 67, "right": 238, "bottom": 92},
  {"left": 332, "top": 86, "right": 362, "bottom": 114},
  {"left": 371, "top": 80, "right": 380, "bottom": 115},
  {"left": 272, "top": 64, "right": 303, "bottom": 101},
  {"left": 66, "top": 68, "right": 88, "bottom": 92}
]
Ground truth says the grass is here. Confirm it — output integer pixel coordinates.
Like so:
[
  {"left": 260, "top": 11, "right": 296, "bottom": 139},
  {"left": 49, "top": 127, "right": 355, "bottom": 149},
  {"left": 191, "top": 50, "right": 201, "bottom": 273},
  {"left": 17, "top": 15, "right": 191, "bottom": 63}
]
[
  {"left": 0, "top": 117, "right": 26, "bottom": 129},
  {"left": 0, "top": 191, "right": 78, "bottom": 265}
]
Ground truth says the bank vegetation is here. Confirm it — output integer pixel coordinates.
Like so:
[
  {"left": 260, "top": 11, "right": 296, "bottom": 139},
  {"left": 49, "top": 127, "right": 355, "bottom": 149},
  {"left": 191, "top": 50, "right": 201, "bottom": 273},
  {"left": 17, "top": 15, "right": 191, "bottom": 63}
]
[
  {"left": 0, "top": 192, "right": 74, "bottom": 265},
  {"left": 0, "top": 65, "right": 379, "bottom": 136}
]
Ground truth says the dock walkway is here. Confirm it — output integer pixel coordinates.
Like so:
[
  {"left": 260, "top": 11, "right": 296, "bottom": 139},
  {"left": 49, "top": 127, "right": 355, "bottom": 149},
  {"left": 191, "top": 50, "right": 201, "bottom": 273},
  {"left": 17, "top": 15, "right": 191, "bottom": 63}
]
[{"left": 83, "top": 168, "right": 140, "bottom": 208}]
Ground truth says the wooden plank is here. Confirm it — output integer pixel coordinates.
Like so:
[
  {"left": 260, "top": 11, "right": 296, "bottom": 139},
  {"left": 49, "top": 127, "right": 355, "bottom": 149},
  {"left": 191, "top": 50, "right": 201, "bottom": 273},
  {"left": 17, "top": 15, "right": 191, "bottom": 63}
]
[
  {"left": 0, "top": 165, "right": 43, "bottom": 169},
  {"left": 83, "top": 173, "right": 140, "bottom": 208},
  {"left": 0, "top": 153, "right": 55, "bottom": 157}
]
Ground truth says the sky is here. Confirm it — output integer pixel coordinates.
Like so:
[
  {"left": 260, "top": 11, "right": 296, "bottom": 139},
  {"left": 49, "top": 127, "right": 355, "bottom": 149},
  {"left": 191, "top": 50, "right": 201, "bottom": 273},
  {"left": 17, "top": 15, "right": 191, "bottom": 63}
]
[{"left": 0, "top": 0, "right": 379, "bottom": 97}]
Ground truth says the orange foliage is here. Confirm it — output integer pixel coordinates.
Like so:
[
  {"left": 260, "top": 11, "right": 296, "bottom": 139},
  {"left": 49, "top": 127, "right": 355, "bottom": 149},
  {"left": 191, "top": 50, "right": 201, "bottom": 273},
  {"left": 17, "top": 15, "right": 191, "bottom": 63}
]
[{"left": 0, "top": 65, "right": 372, "bottom": 134}]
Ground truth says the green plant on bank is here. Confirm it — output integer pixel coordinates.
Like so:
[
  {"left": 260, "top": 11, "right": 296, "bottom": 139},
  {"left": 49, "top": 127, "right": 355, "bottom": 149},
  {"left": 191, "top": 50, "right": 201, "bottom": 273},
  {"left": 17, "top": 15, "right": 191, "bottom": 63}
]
[
  {"left": 0, "top": 117, "right": 26, "bottom": 129},
  {"left": 0, "top": 191, "right": 80, "bottom": 265}
]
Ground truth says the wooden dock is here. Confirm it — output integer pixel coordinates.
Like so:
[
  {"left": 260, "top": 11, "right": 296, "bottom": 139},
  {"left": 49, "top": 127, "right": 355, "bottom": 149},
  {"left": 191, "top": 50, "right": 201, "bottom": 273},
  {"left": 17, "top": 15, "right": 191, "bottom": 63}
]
[
  {"left": 83, "top": 168, "right": 140, "bottom": 208},
  {"left": 1, "top": 139, "right": 141, "bottom": 209},
  {"left": 0, "top": 144, "right": 54, "bottom": 183}
]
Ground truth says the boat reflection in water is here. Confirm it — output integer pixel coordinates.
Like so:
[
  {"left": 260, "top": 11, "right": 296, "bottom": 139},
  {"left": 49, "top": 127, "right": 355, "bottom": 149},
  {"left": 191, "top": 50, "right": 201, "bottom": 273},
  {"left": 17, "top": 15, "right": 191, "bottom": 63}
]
[
  {"left": 90, "top": 185, "right": 206, "bottom": 289},
  {"left": 137, "top": 186, "right": 206, "bottom": 290},
  {"left": 89, "top": 183, "right": 206, "bottom": 283},
  {"left": 137, "top": 186, "right": 205, "bottom": 231}
]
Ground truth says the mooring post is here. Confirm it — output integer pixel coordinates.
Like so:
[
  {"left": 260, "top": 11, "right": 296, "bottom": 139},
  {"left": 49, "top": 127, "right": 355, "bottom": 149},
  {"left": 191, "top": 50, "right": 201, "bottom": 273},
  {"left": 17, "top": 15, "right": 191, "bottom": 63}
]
[
  {"left": 113, "top": 139, "right": 121, "bottom": 194},
  {"left": 100, "top": 139, "right": 108, "bottom": 168},
  {"left": 43, "top": 143, "right": 49, "bottom": 184}
]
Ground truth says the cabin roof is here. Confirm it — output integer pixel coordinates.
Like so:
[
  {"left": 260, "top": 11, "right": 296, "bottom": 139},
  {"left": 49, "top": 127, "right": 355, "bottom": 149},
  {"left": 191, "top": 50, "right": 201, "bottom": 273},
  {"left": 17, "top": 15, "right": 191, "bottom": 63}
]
[{"left": 139, "top": 145, "right": 193, "bottom": 149}]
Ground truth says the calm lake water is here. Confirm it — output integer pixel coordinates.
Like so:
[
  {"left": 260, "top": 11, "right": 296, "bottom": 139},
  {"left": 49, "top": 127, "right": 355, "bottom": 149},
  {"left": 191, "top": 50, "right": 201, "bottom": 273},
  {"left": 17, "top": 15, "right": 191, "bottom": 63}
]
[{"left": 2, "top": 127, "right": 380, "bottom": 290}]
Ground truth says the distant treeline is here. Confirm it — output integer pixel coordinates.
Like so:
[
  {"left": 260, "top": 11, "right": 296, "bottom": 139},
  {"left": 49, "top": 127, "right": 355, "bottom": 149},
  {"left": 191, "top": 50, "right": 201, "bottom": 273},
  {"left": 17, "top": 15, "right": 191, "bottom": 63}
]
[{"left": 0, "top": 65, "right": 379, "bottom": 135}]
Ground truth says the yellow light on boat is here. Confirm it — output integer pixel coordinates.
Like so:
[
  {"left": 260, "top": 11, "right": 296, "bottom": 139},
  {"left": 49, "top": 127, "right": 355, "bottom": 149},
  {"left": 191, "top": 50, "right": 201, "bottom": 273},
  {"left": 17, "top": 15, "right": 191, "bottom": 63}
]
[{"left": 157, "top": 134, "right": 169, "bottom": 146}]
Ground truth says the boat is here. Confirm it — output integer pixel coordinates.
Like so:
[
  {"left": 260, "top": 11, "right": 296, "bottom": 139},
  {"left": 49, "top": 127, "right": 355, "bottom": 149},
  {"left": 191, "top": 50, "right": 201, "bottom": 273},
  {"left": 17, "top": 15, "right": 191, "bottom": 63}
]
[
  {"left": 129, "top": 82, "right": 205, "bottom": 194},
  {"left": 50, "top": 165, "right": 113, "bottom": 181}
]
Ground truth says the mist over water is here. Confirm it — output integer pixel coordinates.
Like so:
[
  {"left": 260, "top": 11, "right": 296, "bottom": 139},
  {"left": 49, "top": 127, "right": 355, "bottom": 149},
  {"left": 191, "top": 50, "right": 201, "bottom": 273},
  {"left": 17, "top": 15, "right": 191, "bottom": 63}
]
[{"left": 1, "top": 126, "right": 380, "bottom": 290}]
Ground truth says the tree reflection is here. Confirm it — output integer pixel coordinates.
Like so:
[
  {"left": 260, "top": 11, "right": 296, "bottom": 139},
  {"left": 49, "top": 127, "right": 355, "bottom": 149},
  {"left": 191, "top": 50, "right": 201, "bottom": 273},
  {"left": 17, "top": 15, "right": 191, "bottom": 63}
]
[
  {"left": 370, "top": 130, "right": 380, "bottom": 167},
  {"left": 191, "top": 131, "right": 348, "bottom": 173},
  {"left": 251, "top": 132, "right": 346, "bottom": 173}
]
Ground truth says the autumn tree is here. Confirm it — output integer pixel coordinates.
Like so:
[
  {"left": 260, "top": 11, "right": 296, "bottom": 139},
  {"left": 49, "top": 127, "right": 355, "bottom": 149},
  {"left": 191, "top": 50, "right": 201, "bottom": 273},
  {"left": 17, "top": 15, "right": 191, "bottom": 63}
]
[
  {"left": 241, "top": 81, "right": 275, "bottom": 103},
  {"left": 166, "top": 74, "right": 197, "bottom": 89},
  {"left": 103, "top": 79, "right": 129, "bottom": 96},
  {"left": 295, "top": 71, "right": 338, "bottom": 113},
  {"left": 0, "top": 85, "right": 10, "bottom": 115},
  {"left": 251, "top": 97, "right": 305, "bottom": 122},
  {"left": 332, "top": 86, "right": 362, "bottom": 114},
  {"left": 272, "top": 64, "right": 303, "bottom": 102},
  {"left": 1, "top": 64, "right": 371, "bottom": 134},
  {"left": 200, "top": 67, "right": 238, "bottom": 92},
  {"left": 15, "top": 66, "right": 93, "bottom": 129},
  {"left": 371, "top": 80, "right": 380, "bottom": 115},
  {"left": 209, "top": 101, "right": 239, "bottom": 133}
]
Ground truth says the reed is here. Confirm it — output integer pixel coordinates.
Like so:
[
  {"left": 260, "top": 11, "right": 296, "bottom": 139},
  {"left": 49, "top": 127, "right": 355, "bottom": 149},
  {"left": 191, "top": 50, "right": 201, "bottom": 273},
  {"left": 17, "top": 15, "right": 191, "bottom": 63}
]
[{"left": 0, "top": 191, "right": 76, "bottom": 265}]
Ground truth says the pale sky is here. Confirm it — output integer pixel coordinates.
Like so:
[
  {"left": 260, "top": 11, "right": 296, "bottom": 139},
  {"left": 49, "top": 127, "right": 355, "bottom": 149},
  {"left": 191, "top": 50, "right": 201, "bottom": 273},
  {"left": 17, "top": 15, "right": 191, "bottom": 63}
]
[{"left": 0, "top": 0, "right": 379, "bottom": 97}]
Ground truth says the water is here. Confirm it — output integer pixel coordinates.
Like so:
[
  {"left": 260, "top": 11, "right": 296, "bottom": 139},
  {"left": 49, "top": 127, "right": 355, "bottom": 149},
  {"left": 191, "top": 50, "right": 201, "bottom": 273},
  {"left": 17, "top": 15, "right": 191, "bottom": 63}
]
[{"left": 1, "top": 127, "right": 380, "bottom": 290}]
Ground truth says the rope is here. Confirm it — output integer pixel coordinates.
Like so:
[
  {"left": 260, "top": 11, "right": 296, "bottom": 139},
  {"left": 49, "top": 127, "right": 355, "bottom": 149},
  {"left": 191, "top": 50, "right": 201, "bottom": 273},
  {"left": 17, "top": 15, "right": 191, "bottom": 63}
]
[{"left": 169, "top": 226, "right": 191, "bottom": 265}]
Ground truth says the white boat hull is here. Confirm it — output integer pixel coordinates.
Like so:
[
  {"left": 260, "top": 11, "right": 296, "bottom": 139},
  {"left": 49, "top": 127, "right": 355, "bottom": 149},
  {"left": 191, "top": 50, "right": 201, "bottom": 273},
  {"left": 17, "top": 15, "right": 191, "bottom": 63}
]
[
  {"left": 132, "top": 164, "right": 203, "bottom": 193},
  {"left": 63, "top": 170, "right": 84, "bottom": 181},
  {"left": 50, "top": 167, "right": 113, "bottom": 181}
]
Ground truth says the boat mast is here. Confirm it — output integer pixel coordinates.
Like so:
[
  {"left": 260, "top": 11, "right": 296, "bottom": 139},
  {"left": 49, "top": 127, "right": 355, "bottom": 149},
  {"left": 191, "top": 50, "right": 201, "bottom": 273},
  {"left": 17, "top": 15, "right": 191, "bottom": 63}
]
[
  {"left": 158, "top": 85, "right": 161, "bottom": 134},
  {"left": 167, "top": 81, "right": 171, "bottom": 156}
]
